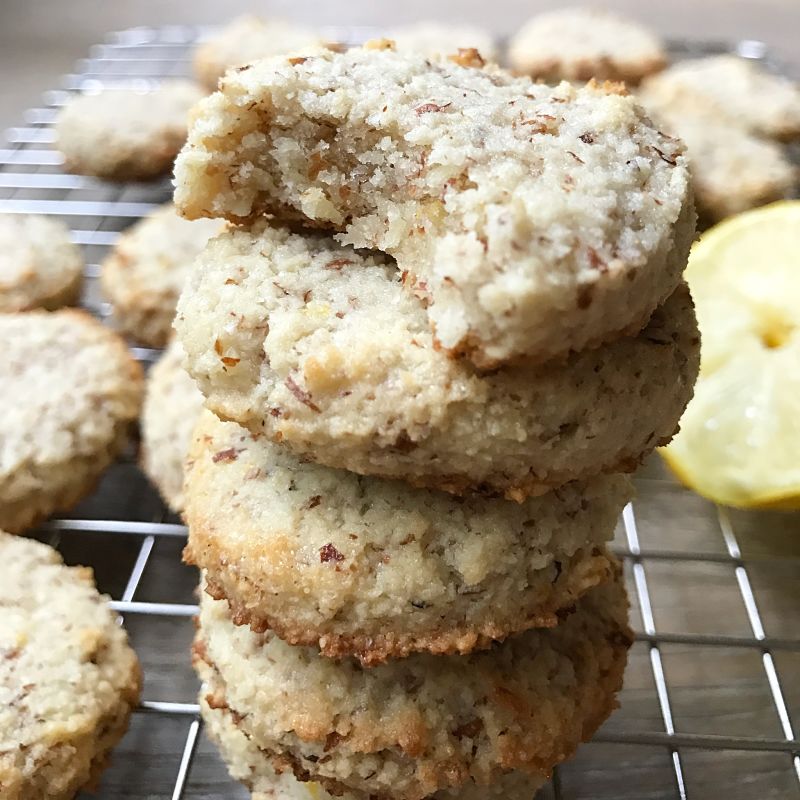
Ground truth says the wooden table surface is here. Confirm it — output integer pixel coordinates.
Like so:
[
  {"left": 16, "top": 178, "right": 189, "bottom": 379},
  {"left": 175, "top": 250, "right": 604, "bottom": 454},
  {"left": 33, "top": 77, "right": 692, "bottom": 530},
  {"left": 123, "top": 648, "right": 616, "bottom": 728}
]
[{"left": 1, "top": 7, "right": 798, "bottom": 799}]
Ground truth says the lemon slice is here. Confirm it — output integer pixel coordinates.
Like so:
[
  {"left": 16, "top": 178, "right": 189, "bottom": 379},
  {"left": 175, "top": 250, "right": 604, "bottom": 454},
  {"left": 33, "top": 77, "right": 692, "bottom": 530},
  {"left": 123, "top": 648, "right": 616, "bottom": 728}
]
[{"left": 661, "top": 201, "right": 800, "bottom": 509}]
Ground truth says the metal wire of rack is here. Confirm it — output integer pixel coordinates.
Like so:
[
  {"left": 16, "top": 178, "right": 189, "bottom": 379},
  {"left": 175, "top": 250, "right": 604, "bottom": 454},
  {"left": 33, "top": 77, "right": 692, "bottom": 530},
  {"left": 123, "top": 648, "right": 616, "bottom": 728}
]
[{"left": 2, "top": 25, "right": 799, "bottom": 800}]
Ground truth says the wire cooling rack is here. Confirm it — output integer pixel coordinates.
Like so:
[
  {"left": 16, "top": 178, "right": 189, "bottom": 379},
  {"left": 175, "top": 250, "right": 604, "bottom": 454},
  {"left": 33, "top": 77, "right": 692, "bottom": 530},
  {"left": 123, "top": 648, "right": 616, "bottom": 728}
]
[{"left": 2, "top": 25, "right": 799, "bottom": 800}]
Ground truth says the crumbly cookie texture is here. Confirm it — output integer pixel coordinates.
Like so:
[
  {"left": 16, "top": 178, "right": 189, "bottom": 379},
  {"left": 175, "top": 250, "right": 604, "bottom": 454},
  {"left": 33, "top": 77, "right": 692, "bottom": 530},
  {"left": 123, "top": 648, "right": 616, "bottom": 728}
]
[
  {"left": 508, "top": 8, "right": 667, "bottom": 84},
  {"left": 639, "top": 80, "right": 797, "bottom": 220},
  {"left": 101, "top": 204, "right": 222, "bottom": 346},
  {"left": 193, "top": 15, "right": 327, "bottom": 91},
  {"left": 184, "top": 410, "right": 629, "bottom": 664},
  {"left": 176, "top": 222, "right": 699, "bottom": 497},
  {"left": 55, "top": 80, "right": 205, "bottom": 181},
  {"left": 0, "top": 532, "right": 141, "bottom": 799},
  {"left": 195, "top": 573, "right": 631, "bottom": 800},
  {"left": 0, "top": 310, "right": 143, "bottom": 533},
  {"left": 174, "top": 45, "right": 693, "bottom": 367},
  {"left": 0, "top": 213, "right": 83, "bottom": 312},
  {"left": 642, "top": 56, "right": 800, "bottom": 142},
  {"left": 141, "top": 339, "right": 205, "bottom": 513},
  {"left": 197, "top": 656, "right": 546, "bottom": 800},
  {"left": 387, "top": 22, "right": 498, "bottom": 62}
]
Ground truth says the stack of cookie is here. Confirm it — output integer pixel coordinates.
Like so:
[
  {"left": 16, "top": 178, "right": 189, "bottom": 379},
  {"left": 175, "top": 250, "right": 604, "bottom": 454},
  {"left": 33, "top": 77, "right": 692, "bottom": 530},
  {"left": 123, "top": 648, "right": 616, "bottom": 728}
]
[{"left": 173, "top": 44, "right": 700, "bottom": 799}]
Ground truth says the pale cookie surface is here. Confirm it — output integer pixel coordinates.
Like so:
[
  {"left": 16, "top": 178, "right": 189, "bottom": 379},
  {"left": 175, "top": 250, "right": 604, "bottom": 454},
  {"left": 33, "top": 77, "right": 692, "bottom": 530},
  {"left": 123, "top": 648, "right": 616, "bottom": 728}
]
[
  {"left": 195, "top": 574, "right": 631, "bottom": 800},
  {"left": 142, "top": 339, "right": 204, "bottom": 513},
  {"left": 185, "top": 410, "right": 629, "bottom": 664},
  {"left": 508, "top": 7, "right": 666, "bottom": 84},
  {"left": 0, "top": 213, "right": 83, "bottom": 312},
  {"left": 56, "top": 80, "right": 204, "bottom": 181},
  {"left": 642, "top": 56, "right": 800, "bottom": 141},
  {"left": 387, "top": 22, "right": 498, "bottom": 62},
  {"left": 0, "top": 310, "right": 143, "bottom": 533},
  {"left": 197, "top": 656, "right": 546, "bottom": 800},
  {"left": 176, "top": 223, "right": 700, "bottom": 497},
  {"left": 101, "top": 204, "right": 222, "bottom": 346},
  {"left": 174, "top": 45, "right": 693, "bottom": 367},
  {"left": 193, "top": 15, "right": 326, "bottom": 90},
  {"left": 640, "top": 81, "right": 797, "bottom": 220},
  {"left": 0, "top": 532, "right": 141, "bottom": 800}
]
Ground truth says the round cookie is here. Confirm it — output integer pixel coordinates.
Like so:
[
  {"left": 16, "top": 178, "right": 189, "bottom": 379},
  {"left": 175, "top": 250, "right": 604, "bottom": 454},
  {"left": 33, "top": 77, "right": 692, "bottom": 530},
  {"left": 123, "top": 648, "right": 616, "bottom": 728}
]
[
  {"left": 0, "top": 310, "right": 144, "bottom": 534},
  {"left": 174, "top": 44, "right": 694, "bottom": 367},
  {"left": 508, "top": 8, "right": 667, "bottom": 84},
  {"left": 175, "top": 222, "right": 700, "bottom": 499},
  {"left": 184, "top": 410, "right": 630, "bottom": 664},
  {"left": 193, "top": 15, "right": 327, "bottom": 91},
  {"left": 101, "top": 204, "right": 222, "bottom": 346},
  {"left": 0, "top": 213, "right": 83, "bottom": 312},
  {"left": 0, "top": 532, "right": 141, "bottom": 799},
  {"left": 195, "top": 573, "right": 631, "bottom": 800},
  {"left": 56, "top": 80, "right": 205, "bottom": 181},
  {"left": 641, "top": 56, "right": 800, "bottom": 142},
  {"left": 639, "top": 81, "right": 797, "bottom": 221},
  {"left": 141, "top": 339, "right": 205, "bottom": 513},
  {"left": 197, "top": 656, "right": 546, "bottom": 800},
  {"left": 387, "top": 22, "right": 498, "bottom": 62}
]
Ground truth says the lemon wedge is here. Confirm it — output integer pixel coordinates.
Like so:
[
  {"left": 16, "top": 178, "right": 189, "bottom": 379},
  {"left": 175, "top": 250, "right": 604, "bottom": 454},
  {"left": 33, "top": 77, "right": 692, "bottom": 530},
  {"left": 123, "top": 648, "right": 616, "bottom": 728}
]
[{"left": 661, "top": 201, "right": 800, "bottom": 509}]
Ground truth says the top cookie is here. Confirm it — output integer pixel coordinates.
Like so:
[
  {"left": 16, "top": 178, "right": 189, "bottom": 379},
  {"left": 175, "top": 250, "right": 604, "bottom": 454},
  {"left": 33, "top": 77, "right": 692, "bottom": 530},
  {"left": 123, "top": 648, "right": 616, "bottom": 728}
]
[
  {"left": 508, "top": 7, "right": 667, "bottom": 84},
  {"left": 56, "top": 80, "right": 205, "bottom": 181},
  {"left": 173, "top": 44, "right": 693, "bottom": 367},
  {"left": 640, "top": 55, "right": 800, "bottom": 142},
  {"left": 388, "top": 22, "right": 498, "bottom": 62},
  {"left": 0, "top": 213, "right": 83, "bottom": 312},
  {"left": 0, "top": 532, "right": 141, "bottom": 799},
  {"left": 193, "top": 15, "right": 327, "bottom": 90}
]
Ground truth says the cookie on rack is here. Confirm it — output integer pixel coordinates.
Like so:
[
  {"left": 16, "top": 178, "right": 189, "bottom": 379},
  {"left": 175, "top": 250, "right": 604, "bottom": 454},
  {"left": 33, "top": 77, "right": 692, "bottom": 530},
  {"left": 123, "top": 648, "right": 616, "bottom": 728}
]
[
  {"left": 55, "top": 80, "right": 205, "bottom": 181},
  {"left": 173, "top": 44, "right": 694, "bottom": 367},
  {"left": 101, "top": 204, "right": 222, "bottom": 347},
  {"left": 194, "top": 571, "right": 631, "bottom": 800},
  {"left": 175, "top": 222, "right": 699, "bottom": 499},
  {"left": 0, "top": 213, "right": 83, "bottom": 312},
  {"left": 508, "top": 7, "right": 667, "bottom": 84},
  {"left": 641, "top": 55, "right": 800, "bottom": 141},
  {"left": 639, "top": 79, "right": 797, "bottom": 220},
  {"left": 198, "top": 653, "right": 546, "bottom": 800},
  {"left": 387, "top": 22, "right": 498, "bottom": 62},
  {"left": 0, "top": 531, "right": 141, "bottom": 799},
  {"left": 193, "top": 15, "right": 327, "bottom": 91},
  {"left": 141, "top": 338, "right": 204, "bottom": 513},
  {"left": 0, "top": 310, "right": 143, "bottom": 533},
  {"left": 184, "top": 410, "right": 629, "bottom": 664}
]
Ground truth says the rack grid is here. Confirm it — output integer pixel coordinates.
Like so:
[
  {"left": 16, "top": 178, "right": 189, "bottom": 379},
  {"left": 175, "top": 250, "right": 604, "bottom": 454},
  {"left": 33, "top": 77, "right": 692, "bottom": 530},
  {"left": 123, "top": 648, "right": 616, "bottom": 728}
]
[{"left": 2, "top": 25, "right": 799, "bottom": 800}]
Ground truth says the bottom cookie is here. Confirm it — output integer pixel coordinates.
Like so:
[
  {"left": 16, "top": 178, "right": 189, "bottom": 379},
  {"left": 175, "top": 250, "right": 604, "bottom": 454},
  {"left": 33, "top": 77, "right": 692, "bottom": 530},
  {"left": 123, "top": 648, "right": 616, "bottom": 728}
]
[
  {"left": 194, "top": 569, "right": 631, "bottom": 800},
  {"left": 199, "top": 660, "right": 546, "bottom": 800}
]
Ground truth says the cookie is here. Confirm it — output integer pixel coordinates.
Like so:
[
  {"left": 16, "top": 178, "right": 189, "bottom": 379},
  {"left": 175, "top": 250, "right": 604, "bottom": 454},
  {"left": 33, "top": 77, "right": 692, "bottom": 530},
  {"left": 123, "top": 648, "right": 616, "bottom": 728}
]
[
  {"left": 193, "top": 15, "right": 327, "bottom": 91},
  {"left": 184, "top": 409, "right": 629, "bottom": 664},
  {"left": 194, "top": 572, "right": 631, "bottom": 800},
  {"left": 141, "top": 339, "right": 204, "bottom": 513},
  {"left": 175, "top": 222, "right": 700, "bottom": 498},
  {"left": 55, "top": 80, "right": 205, "bottom": 181},
  {"left": 0, "top": 213, "right": 83, "bottom": 312},
  {"left": 387, "top": 23, "right": 498, "bottom": 62},
  {"left": 173, "top": 44, "right": 694, "bottom": 367},
  {"left": 642, "top": 56, "right": 800, "bottom": 142},
  {"left": 0, "top": 310, "right": 143, "bottom": 533},
  {"left": 0, "top": 532, "right": 141, "bottom": 799},
  {"left": 198, "top": 655, "right": 546, "bottom": 800},
  {"left": 508, "top": 8, "right": 666, "bottom": 84},
  {"left": 101, "top": 204, "right": 222, "bottom": 346},
  {"left": 640, "top": 81, "right": 797, "bottom": 220}
]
